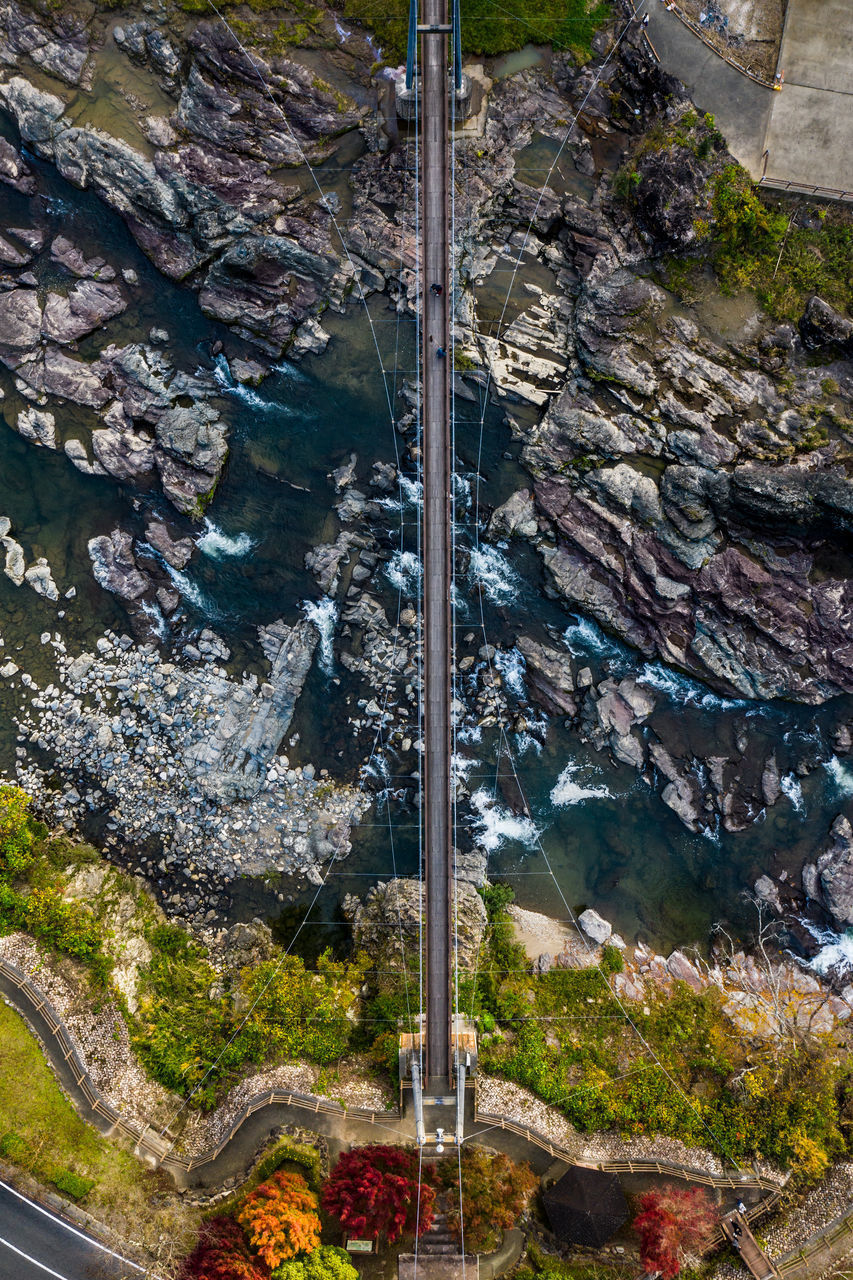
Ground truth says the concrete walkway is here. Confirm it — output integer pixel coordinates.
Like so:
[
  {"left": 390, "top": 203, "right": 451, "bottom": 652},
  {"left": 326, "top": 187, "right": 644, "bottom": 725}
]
[
  {"left": 762, "top": 0, "right": 853, "bottom": 193},
  {"left": 641, "top": 0, "right": 853, "bottom": 194}
]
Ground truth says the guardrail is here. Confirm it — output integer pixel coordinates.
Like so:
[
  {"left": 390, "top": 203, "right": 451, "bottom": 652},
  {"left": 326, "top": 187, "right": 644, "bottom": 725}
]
[
  {"left": 776, "top": 1207, "right": 853, "bottom": 1276},
  {"left": 758, "top": 177, "right": 853, "bottom": 204},
  {"left": 0, "top": 956, "right": 401, "bottom": 1180},
  {"left": 473, "top": 1107, "right": 785, "bottom": 1193}
]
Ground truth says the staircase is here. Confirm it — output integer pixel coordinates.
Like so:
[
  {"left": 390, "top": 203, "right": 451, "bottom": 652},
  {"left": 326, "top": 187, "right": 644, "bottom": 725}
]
[
  {"left": 420, "top": 1202, "right": 458, "bottom": 1257},
  {"left": 398, "top": 1189, "right": 478, "bottom": 1280}
]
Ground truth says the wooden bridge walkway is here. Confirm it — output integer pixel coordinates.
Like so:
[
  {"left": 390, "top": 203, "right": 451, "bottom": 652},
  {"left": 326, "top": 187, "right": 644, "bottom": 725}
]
[{"left": 722, "top": 1210, "right": 779, "bottom": 1280}]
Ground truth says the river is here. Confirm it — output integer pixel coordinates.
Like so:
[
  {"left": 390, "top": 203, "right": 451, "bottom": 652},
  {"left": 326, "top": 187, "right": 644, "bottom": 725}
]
[{"left": 0, "top": 67, "right": 850, "bottom": 959}]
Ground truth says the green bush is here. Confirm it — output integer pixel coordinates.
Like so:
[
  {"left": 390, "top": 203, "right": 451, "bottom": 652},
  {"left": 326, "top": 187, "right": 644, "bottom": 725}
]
[
  {"left": 51, "top": 1169, "right": 95, "bottom": 1200},
  {"left": 0, "top": 786, "right": 37, "bottom": 877},
  {"left": 255, "top": 1138, "right": 324, "bottom": 1191},
  {"left": 600, "top": 944, "right": 624, "bottom": 974},
  {"left": 0, "top": 1131, "right": 29, "bottom": 1163},
  {"left": 343, "top": 0, "right": 609, "bottom": 64},
  {"left": 699, "top": 164, "right": 853, "bottom": 321},
  {"left": 274, "top": 1245, "right": 359, "bottom": 1280}
]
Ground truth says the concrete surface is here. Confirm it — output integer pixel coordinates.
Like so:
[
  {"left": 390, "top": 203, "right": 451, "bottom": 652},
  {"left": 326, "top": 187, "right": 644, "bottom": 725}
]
[
  {"left": 643, "top": 0, "right": 853, "bottom": 193},
  {"left": 762, "top": 0, "right": 853, "bottom": 191}
]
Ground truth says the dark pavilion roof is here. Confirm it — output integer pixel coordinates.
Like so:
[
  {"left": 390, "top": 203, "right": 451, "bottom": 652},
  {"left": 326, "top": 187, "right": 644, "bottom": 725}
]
[{"left": 542, "top": 1165, "right": 629, "bottom": 1247}]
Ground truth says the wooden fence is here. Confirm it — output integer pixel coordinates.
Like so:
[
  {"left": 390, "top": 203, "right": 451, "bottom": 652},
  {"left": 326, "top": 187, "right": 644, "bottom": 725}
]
[{"left": 0, "top": 956, "right": 400, "bottom": 1177}]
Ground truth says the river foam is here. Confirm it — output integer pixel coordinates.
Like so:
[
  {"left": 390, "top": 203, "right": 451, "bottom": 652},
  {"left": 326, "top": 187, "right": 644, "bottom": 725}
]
[
  {"left": 211, "top": 354, "right": 273, "bottom": 411},
  {"left": 780, "top": 772, "right": 805, "bottom": 812},
  {"left": 385, "top": 549, "right": 421, "bottom": 594},
  {"left": 197, "top": 518, "right": 256, "bottom": 559},
  {"left": 550, "top": 759, "right": 612, "bottom": 806},
  {"left": 800, "top": 919, "right": 853, "bottom": 979},
  {"left": 468, "top": 544, "right": 520, "bottom": 606},
  {"left": 302, "top": 597, "right": 337, "bottom": 674},
  {"left": 825, "top": 756, "right": 853, "bottom": 796},
  {"left": 639, "top": 661, "right": 748, "bottom": 712},
  {"left": 469, "top": 787, "right": 539, "bottom": 852}
]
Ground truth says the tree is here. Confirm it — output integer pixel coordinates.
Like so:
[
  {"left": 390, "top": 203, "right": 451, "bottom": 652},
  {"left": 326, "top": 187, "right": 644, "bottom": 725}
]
[
  {"left": 179, "top": 1215, "right": 269, "bottom": 1280},
  {"left": 439, "top": 1148, "right": 536, "bottom": 1252},
  {"left": 321, "top": 1145, "right": 436, "bottom": 1243},
  {"left": 0, "top": 785, "right": 35, "bottom": 875},
  {"left": 632, "top": 1187, "right": 718, "bottom": 1280},
  {"left": 273, "top": 1245, "right": 359, "bottom": 1280},
  {"left": 238, "top": 1171, "right": 322, "bottom": 1270}
]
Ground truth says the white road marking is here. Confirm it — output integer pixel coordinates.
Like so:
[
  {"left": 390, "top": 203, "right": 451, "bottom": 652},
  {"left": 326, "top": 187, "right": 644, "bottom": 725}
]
[
  {"left": 0, "top": 1231, "right": 71, "bottom": 1279},
  {"left": 0, "top": 1180, "right": 146, "bottom": 1273}
]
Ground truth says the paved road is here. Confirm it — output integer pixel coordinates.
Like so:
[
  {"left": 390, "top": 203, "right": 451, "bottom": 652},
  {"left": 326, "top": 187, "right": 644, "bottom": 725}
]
[
  {"left": 762, "top": 0, "right": 853, "bottom": 191},
  {"left": 642, "top": 0, "right": 853, "bottom": 192},
  {"left": 0, "top": 1181, "right": 142, "bottom": 1279},
  {"left": 641, "top": 2, "right": 772, "bottom": 175},
  {"left": 420, "top": 0, "right": 452, "bottom": 1086}
]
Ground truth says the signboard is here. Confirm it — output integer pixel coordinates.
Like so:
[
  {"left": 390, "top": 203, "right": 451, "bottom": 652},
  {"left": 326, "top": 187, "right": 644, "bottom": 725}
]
[{"left": 346, "top": 1240, "right": 374, "bottom": 1254}]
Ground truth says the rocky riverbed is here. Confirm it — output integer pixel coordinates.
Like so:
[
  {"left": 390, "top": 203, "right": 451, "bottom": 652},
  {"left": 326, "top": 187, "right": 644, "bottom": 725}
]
[{"left": 0, "top": 0, "right": 850, "bottom": 949}]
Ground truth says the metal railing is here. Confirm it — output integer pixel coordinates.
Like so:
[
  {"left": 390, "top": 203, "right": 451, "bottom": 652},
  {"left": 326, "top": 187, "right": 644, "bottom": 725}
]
[
  {"left": 758, "top": 176, "right": 853, "bottom": 204},
  {"left": 0, "top": 956, "right": 400, "bottom": 1177},
  {"left": 473, "top": 1106, "right": 785, "bottom": 1193}
]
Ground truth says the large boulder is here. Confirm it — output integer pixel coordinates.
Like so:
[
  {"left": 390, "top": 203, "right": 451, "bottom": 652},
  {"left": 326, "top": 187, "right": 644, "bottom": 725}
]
[{"left": 806, "top": 815, "right": 853, "bottom": 926}]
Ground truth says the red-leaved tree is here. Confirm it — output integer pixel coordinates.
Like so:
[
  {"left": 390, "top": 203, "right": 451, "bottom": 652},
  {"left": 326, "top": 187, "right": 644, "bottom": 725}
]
[
  {"left": 632, "top": 1187, "right": 718, "bottom": 1279},
  {"left": 321, "top": 1145, "right": 436, "bottom": 1243},
  {"left": 179, "top": 1215, "right": 269, "bottom": 1280}
]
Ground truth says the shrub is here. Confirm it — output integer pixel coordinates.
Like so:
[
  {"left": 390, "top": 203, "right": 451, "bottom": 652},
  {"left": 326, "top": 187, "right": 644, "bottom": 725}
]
[
  {"left": 632, "top": 1187, "right": 717, "bottom": 1279},
  {"left": 238, "top": 1170, "right": 321, "bottom": 1270},
  {"left": 51, "top": 1169, "right": 95, "bottom": 1200},
  {"left": 0, "top": 786, "right": 36, "bottom": 876},
  {"left": 238, "top": 953, "right": 358, "bottom": 1065},
  {"left": 439, "top": 1148, "right": 536, "bottom": 1252},
  {"left": 179, "top": 1215, "right": 269, "bottom": 1280},
  {"left": 273, "top": 1245, "right": 358, "bottom": 1280},
  {"left": 255, "top": 1139, "right": 324, "bottom": 1191},
  {"left": 321, "top": 1145, "right": 436, "bottom": 1243}
]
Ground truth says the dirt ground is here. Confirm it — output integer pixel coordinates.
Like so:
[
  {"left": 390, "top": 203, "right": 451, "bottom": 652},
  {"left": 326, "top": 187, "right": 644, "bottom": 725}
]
[{"left": 667, "top": 0, "right": 786, "bottom": 80}]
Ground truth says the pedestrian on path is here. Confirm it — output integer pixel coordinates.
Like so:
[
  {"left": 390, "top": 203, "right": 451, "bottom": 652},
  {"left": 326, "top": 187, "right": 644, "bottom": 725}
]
[{"left": 641, "top": 12, "right": 649, "bottom": 25}]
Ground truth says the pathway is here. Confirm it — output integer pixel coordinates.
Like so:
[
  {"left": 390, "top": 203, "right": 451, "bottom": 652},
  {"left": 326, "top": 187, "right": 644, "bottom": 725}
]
[
  {"left": 721, "top": 1210, "right": 778, "bottom": 1280},
  {"left": 640, "top": 0, "right": 853, "bottom": 195}
]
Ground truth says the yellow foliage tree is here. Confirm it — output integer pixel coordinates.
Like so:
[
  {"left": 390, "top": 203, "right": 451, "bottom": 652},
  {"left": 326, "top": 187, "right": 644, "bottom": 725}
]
[
  {"left": 237, "top": 1171, "right": 321, "bottom": 1271},
  {"left": 0, "top": 786, "right": 35, "bottom": 875}
]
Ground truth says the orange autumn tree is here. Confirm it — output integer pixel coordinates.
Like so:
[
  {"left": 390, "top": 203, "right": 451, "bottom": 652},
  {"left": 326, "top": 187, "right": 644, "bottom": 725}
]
[{"left": 238, "top": 1171, "right": 321, "bottom": 1270}]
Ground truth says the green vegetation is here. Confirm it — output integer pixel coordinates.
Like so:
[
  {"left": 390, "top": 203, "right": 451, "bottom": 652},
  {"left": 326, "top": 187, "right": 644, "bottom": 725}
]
[
  {"left": 0, "top": 786, "right": 364, "bottom": 1110},
  {"left": 518, "top": 1239, "right": 633, "bottom": 1280},
  {"left": 0, "top": 1000, "right": 154, "bottom": 1207},
  {"left": 343, "top": 0, "right": 609, "bottom": 65},
  {"left": 134, "top": 947, "right": 364, "bottom": 1109},
  {"left": 674, "top": 164, "right": 853, "bottom": 323},
  {"left": 460, "top": 885, "right": 851, "bottom": 1181},
  {"left": 0, "top": 787, "right": 109, "bottom": 981}
]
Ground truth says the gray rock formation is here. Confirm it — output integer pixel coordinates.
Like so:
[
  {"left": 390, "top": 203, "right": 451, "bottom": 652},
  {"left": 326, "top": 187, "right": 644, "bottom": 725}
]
[{"left": 804, "top": 816, "right": 853, "bottom": 926}]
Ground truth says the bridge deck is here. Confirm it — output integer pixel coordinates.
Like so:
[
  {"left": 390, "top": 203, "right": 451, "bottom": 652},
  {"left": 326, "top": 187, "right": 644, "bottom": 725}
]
[{"left": 420, "top": 0, "right": 452, "bottom": 1085}]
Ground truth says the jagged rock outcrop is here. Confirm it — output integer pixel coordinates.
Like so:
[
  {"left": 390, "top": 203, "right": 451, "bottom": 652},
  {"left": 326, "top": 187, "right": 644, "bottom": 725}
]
[
  {"left": 347, "top": 877, "right": 486, "bottom": 969},
  {"left": 804, "top": 816, "right": 853, "bottom": 926}
]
